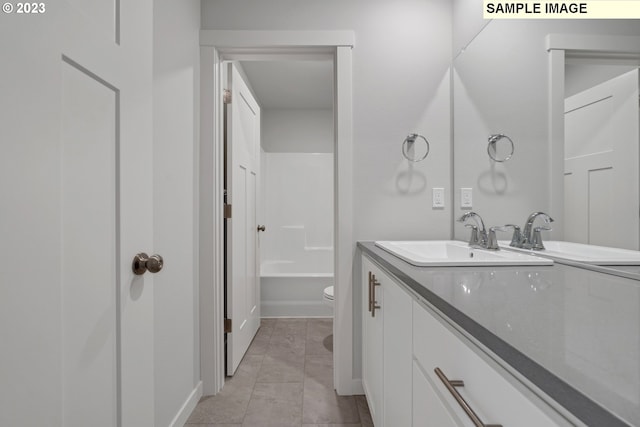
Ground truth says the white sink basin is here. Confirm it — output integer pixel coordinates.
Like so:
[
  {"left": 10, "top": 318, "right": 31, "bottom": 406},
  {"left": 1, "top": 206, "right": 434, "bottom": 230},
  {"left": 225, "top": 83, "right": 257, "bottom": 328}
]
[
  {"left": 499, "top": 240, "right": 640, "bottom": 265},
  {"left": 375, "top": 240, "right": 553, "bottom": 267}
]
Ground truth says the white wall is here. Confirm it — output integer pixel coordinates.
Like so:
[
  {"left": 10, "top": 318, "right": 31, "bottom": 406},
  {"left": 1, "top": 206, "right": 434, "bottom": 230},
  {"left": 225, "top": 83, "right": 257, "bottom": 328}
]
[
  {"left": 262, "top": 109, "right": 333, "bottom": 153},
  {"left": 153, "top": 0, "right": 201, "bottom": 425},
  {"left": 452, "top": 2, "right": 640, "bottom": 240},
  {"left": 202, "top": 0, "right": 452, "bottom": 384}
]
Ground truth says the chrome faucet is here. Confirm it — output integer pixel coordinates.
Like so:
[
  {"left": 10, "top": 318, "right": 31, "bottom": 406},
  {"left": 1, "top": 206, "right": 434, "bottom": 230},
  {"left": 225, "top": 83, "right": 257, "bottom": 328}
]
[
  {"left": 458, "top": 212, "right": 502, "bottom": 250},
  {"left": 498, "top": 224, "right": 522, "bottom": 247},
  {"left": 519, "top": 212, "right": 554, "bottom": 250},
  {"left": 458, "top": 211, "right": 487, "bottom": 248}
]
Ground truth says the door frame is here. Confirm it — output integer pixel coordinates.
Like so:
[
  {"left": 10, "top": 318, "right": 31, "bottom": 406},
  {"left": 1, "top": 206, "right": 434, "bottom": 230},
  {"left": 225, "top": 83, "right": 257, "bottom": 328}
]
[
  {"left": 546, "top": 34, "right": 640, "bottom": 240},
  {"left": 199, "top": 30, "right": 356, "bottom": 396}
]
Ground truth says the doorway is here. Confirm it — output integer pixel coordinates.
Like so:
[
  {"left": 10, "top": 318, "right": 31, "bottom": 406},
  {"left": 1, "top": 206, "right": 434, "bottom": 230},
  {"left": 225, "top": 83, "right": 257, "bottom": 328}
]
[
  {"left": 199, "top": 31, "right": 356, "bottom": 397},
  {"left": 240, "top": 59, "right": 335, "bottom": 320}
]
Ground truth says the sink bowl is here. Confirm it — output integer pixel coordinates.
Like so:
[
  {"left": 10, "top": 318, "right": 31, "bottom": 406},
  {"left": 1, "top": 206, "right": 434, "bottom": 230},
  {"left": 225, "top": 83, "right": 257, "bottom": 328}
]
[
  {"left": 375, "top": 240, "right": 553, "bottom": 267},
  {"left": 499, "top": 240, "right": 640, "bottom": 265}
]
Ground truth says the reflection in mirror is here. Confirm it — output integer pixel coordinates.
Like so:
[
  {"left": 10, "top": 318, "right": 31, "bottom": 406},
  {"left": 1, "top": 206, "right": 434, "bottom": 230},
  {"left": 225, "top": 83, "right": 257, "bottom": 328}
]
[
  {"left": 564, "top": 65, "right": 639, "bottom": 249},
  {"left": 487, "top": 134, "right": 514, "bottom": 163},
  {"left": 452, "top": 8, "right": 640, "bottom": 271}
]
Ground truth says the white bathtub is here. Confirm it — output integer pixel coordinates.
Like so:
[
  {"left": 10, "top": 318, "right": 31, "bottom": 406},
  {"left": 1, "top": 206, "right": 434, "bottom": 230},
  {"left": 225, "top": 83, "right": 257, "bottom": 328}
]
[{"left": 261, "top": 258, "right": 333, "bottom": 318}]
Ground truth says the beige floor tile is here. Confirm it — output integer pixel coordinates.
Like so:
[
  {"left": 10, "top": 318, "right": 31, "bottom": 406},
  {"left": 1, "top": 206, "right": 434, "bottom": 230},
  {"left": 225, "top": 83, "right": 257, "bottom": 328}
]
[
  {"left": 267, "top": 332, "right": 306, "bottom": 357},
  {"left": 186, "top": 424, "right": 242, "bottom": 427},
  {"left": 242, "top": 382, "right": 303, "bottom": 427},
  {"left": 186, "top": 380, "right": 253, "bottom": 424},
  {"left": 261, "top": 318, "right": 278, "bottom": 328},
  {"left": 256, "top": 323, "right": 275, "bottom": 339},
  {"left": 304, "top": 355, "right": 333, "bottom": 387},
  {"left": 306, "top": 319, "right": 333, "bottom": 337},
  {"left": 256, "top": 353, "right": 305, "bottom": 383},
  {"left": 231, "top": 354, "right": 264, "bottom": 386},
  {"left": 354, "top": 395, "right": 373, "bottom": 427},
  {"left": 302, "top": 381, "right": 360, "bottom": 424},
  {"left": 305, "top": 333, "right": 333, "bottom": 356},
  {"left": 186, "top": 318, "right": 371, "bottom": 427},
  {"left": 302, "top": 424, "right": 361, "bottom": 427},
  {"left": 273, "top": 318, "right": 308, "bottom": 336},
  {"left": 246, "top": 334, "right": 270, "bottom": 356}
]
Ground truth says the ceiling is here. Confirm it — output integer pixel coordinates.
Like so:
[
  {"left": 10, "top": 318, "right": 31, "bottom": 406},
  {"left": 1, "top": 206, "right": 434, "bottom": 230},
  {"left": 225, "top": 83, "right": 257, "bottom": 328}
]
[{"left": 240, "top": 60, "right": 333, "bottom": 110}]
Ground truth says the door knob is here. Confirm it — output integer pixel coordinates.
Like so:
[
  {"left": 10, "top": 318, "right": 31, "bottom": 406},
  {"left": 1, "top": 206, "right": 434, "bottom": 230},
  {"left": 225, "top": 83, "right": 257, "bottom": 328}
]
[
  {"left": 257, "top": 225, "right": 266, "bottom": 232},
  {"left": 132, "top": 252, "right": 164, "bottom": 275}
]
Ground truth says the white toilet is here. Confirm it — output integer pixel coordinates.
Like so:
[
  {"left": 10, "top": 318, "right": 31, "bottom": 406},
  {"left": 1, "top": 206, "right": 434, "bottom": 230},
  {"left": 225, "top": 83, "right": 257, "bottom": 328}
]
[{"left": 323, "top": 285, "right": 334, "bottom": 308}]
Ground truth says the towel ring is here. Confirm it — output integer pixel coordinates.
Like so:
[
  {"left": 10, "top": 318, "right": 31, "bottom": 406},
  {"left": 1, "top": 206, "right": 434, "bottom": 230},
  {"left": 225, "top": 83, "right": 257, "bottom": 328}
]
[
  {"left": 402, "top": 133, "right": 430, "bottom": 162},
  {"left": 487, "top": 134, "right": 514, "bottom": 162}
]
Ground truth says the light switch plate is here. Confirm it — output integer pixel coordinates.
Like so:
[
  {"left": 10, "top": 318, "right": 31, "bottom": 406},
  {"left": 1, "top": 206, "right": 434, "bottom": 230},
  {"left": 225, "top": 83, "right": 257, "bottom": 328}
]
[
  {"left": 432, "top": 188, "right": 445, "bottom": 208},
  {"left": 461, "top": 188, "right": 473, "bottom": 208}
]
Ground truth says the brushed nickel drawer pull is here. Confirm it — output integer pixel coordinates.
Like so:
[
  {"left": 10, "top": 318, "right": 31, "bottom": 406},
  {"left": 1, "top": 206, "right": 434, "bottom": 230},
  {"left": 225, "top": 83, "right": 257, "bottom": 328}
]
[
  {"left": 367, "top": 272, "right": 373, "bottom": 312},
  {"left": 434, "top": 367, "right": 502, "bottom": 427},
  {"left": 371, "top": 274, "right": 381, "bottom": 317}
]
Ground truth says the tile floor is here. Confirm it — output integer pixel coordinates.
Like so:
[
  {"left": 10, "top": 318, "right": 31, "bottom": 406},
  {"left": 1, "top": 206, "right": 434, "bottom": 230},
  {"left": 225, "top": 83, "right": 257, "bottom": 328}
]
[{"left": 185, "top": 318, "right": 373, "bottom": 427}]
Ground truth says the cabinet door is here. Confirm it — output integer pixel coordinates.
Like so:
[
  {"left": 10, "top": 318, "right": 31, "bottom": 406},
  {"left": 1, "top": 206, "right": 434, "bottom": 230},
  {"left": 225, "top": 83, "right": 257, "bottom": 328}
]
[
  {"left": 383, "top": 268, "right": 413, "bottom": 426},
  {"left": 362, "top": 257, "right": 384, "bottom": 425},
  {"left": 413, "top": 360, "right": 459, "bottom": 427}
]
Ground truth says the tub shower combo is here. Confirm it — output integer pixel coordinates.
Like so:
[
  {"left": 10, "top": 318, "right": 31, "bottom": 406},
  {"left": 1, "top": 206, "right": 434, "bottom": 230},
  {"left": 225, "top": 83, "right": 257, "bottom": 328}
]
[{"left": 260, "top": 152, "right": 334, "bottom": 317}]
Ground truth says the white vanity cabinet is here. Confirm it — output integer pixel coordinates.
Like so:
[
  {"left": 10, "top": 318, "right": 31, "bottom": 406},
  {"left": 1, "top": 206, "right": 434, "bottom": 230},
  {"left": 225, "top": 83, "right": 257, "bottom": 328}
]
[
  {"left": 362, "top": 255, "right": 413, "bottom": 427},
  {"left": 412, "top": 300, "right": 565, "bottom": 427},
  {"left": 362, "top": 253, "right": 571, "bottom": 427}
]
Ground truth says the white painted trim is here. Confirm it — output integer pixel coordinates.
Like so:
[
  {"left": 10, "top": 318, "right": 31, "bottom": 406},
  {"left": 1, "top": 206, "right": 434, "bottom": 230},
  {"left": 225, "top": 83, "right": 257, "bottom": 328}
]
[
  {"left": 548, "top": 48, "right": 565, "bottom": 241},
  {"left": 200, "top": 30, "right": 355, "bottom": 48},
  {"left": 199, "top": 46, "right": 225, "bottom": 396},
  {"left": 547, "top": 34, "right": 640, "bottom": 54},
  {"left": 546, "top": 34, "right": 640, "bottom": 241},
  {"left": 198, "top": 31, "right": 355, "bottom": 397},
  {"left": 334, "top": 45, "right": 354, "bottom": 396},
  {"left": 168, "top": 381, "right": 203, "bottom": 427}
]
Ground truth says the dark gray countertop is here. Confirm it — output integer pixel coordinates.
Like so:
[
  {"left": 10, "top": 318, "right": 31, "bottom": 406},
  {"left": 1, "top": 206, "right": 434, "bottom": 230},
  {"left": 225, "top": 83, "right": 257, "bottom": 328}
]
[{"left": 359, "top": 241, "right": 640, "bottom": 427}]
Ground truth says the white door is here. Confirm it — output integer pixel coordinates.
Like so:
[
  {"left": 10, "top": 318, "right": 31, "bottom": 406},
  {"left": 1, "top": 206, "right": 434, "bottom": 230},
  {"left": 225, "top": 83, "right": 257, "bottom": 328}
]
[
  {"left": 564, "top": 69, "right": 640, "bottom": 249},
  {"left": 226, "top": 63, "right": 261, "bottom": 375},
  {"left": 1, "top": 3, "right": 154, "bottom": 427}
]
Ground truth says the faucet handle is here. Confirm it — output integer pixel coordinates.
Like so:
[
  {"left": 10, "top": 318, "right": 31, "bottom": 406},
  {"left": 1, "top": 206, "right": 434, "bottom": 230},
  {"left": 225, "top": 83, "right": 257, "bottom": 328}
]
[
  {"left": 531, "top": 226, "right": 552, "bottom": 250},
  {"left": 486, "top": 226, "right": 503, "bottom": 250},
  {"left": 464, "top": 224, "right": 479, "bottom": 246}
]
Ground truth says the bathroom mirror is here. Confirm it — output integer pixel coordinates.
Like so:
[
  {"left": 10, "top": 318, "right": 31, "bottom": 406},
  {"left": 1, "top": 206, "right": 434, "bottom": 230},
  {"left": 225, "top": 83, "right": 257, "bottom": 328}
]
[{"left": 452, "top": 11, "right": 640, "bottom": 276}]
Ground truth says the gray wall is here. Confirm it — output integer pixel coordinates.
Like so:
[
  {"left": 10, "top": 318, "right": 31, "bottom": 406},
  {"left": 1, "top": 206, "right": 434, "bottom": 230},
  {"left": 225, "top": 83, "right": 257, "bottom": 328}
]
[
  {"left": 262, "top": 109, "right": 334, "bottom": 153},
  {"left": 153, "top": 0, "right": 201, "bottom": 425},
  {"left": 452, "top": 1, "right": 640, "bottom": 241}
]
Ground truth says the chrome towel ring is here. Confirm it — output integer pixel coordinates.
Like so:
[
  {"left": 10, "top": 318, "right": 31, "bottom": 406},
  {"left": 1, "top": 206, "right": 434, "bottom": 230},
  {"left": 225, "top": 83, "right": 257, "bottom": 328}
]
[
  {"left": 487, "top": 134, "right": 514, "bottom": 162},
  {"left": 402, "top": 133, "right": 430, "bottom": 162}
]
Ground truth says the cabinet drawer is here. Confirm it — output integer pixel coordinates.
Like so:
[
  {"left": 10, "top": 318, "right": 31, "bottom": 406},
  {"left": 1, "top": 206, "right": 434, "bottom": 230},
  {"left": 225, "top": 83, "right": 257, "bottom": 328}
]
[
  {"left": 413, "top": 300, "right": 561, "bottom": 427},
  {"left": 413, "top": 359, "right": 458, "bottom": 427}
]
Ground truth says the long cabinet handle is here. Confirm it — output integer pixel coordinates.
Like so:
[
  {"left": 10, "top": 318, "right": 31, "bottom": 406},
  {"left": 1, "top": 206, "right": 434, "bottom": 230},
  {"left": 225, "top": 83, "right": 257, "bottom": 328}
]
[
  {"left": 434, "top": 367, "right": 502, "bottom": 427},
  {"left": 371, "top": 274, "right": 381, "bottom": 317},
  {"left": 367, "top": 271, "right": 373, "bottom": 312}
]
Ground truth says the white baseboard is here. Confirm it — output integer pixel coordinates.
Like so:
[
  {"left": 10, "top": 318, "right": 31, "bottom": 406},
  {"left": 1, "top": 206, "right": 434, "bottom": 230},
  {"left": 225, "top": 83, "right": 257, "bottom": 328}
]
[
  {"left": 169, "top": 381, "right": 203, "bottom": 427},
  {"left": 261, "top": 301, "right": 332, "bottom": 317},
  {"left": 351, "top": 378, "right": 364, "bottom": 395},
  {"left": 335, "top": 378, "right": 363, "bottom": 396}
]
